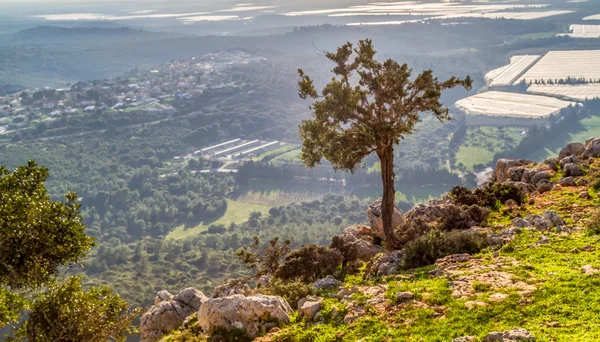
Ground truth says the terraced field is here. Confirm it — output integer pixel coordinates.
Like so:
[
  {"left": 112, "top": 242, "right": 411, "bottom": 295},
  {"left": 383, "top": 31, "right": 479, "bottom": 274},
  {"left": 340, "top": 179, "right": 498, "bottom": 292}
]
[{"left": 485, "top": 55, "right": 540, "bottom": 87}]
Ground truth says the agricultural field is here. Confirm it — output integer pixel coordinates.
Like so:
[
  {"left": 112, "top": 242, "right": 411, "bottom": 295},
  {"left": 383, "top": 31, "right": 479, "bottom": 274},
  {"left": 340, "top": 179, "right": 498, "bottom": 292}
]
[
  {"left": 166, "top": 200, "right": 270, "bottom": 240},
  {"left": 438, "top": 10, "right": 573, "bottom": 21},
  {"left": 485, "top": 55, "right": 540, "bottom": 87},
  {"left": 516, "top": 50, "right": 600, "bottom": 84},
  {"left": 455, "top": 126, "right": 525, "bottom": 169},
  {"left": 455, "top": 91, "right": 577, "bottom": 118},
  {"left": 270, "top": 148, "right": 302, "bottom": 166},
  {"left": 232, "top": 179, "right": 351, "bottom": 206},
  {"left": 352, "top": 184, "right": 452, "bottom": 204},
  {"left": 561, "top": 24, "right": 600, "bottom": 39},
  {"left": 528, "top": 83, "right": 600, "bottom": 101}
]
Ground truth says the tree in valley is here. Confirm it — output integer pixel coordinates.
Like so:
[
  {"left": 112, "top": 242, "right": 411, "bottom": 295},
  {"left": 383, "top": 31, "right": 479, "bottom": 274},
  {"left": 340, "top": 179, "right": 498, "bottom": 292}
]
[
  {"left": 0, "top": 161, "right": 137, "bottom": 340},
  {"left": 297, "top": 39, "right": 472, "bottom": 248}
]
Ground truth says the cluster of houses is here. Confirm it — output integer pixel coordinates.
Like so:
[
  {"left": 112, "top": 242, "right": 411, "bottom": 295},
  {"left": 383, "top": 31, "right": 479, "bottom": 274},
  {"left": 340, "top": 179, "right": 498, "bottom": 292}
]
[{"left": 0, "top": 51, "right": 265, "bottom": 136}]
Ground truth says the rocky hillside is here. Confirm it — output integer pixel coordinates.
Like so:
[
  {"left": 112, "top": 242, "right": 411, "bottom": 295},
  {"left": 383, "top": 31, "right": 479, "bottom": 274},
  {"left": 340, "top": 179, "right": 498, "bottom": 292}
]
[{"left": 139, "top": 138, "right": 600, "bottom": 342}]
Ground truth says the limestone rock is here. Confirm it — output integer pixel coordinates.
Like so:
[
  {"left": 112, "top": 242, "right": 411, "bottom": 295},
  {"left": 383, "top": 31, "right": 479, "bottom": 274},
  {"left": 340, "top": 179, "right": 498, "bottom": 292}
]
[
  {"left": 212, "top": 278, "right": 252, "bottom": 298},
  {"left": 367, "top": 198, "right": 404, "bottom": 239},
  {"left": 453, "top": 336, "right": 478, "bottom": 342},
  {"left": 559, "top": 142, "right": 585, "bottom": 159},
  {"left": 330, "top": 225, "right": 384, "bottom": 264},
  {"left": 140, "top": 288, "right": 208, "bottom": 342},
  {"left": 536, "top": 181, "right": 552, "bottom": 194},
  {"left": 542, "top": 210, "right": 565, "bottom": 226},
  {"left": 298, "top": 296, "right": 323, "bottom": 320},
  {"left": 583, "top": 137, "right": 600, "bottom": 159},
  {"left": 313, "top": 275, "right": 342, "bottom": 290},
  {"left": 364, "top": 250, "right": 403, "bottom": 278},
  {"left": 563, "top": 163, "right": 584, "bottom": 177},
  {"left": 494, "top": 159, "right": 534, "bottom": 183},
  {"left": 197, "top": 294, "right": 292, "bottom": 339},
  {"left": 559, "top": 155, "right": 580, "bottom": 169},
  {"left": 487, "top": 227, "right": 521, "bottom": 247},
  {"left": 395, "top": 291, "right": 414, "bottom": 301},
  {"left": 483, "top": 328, "right": 536, "bottom": 341},
  {"left": 154, "top": 290, "right": 173, "bottom": 306},
  {"left": 559, "top": 177, "right": 575, "bottom": 187}
]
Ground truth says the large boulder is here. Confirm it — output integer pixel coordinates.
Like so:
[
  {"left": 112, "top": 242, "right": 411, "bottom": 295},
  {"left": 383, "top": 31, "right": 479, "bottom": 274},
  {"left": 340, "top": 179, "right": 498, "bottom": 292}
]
[
  {"left": 494, "top": 159, "right": 534, "bottom": 183},
  {"left": 483, "top": 328, "right": 536, "bottom": 341},
  {"left": 197, "top": 294, "right": 292, "bottom": 339},
  {"left": 298, "top": 296, "right": 323, "bottom": 320},
  {"left": 563, "top": 163, "right": 585, "bottom": 177},
  {"left": 559, "top": 142, "right": 585, "bottom": 159},
  {"left": 140, "top": 288, "right": 208, "bottom": 342},
  {"left": 583, "top": 137, "right": 600, "bottom": 159},
  {"left": 367, "top": 198, "right": 404, "bottom": 240},
  {"left": 330, "top": 225, "right": 384, "bottom": 264},
  {"left": 212, "top": 278, "right": 252, "bottom": 298}
]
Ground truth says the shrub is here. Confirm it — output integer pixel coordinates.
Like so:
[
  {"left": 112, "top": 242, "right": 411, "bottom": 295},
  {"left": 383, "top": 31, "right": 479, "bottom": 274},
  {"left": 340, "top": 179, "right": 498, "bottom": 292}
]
[
  {"left": 275, "top": 244, "right": 343, "bottom": 282},
  {"left": 438, "top": 204, "right": 490, "bottom": 231},
  {"left": 401, "top": 229, "right": 488, "bottom": 270},
  {"left": 236, "top": 237, "right": 291, "bottom": 278},
  {"left": 450, "top": 183, "right": 525, "bottom": 210},
  {"left": 259, "top": 278, "right": 315, "bottom": 309},
  {"left": 586, "top": 210, "right": 600, "bottom": 235},
  {"left": 18, "top": 276, "right": 138, "bottom": 342}
]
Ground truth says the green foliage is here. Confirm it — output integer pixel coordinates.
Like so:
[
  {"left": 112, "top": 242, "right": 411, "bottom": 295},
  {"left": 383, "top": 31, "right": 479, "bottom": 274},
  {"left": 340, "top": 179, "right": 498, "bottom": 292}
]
[
  {"left": 0, "top": 160, "right": 94, "bottom": 288},
  {"left": 16, "top": 276, "right": 138, "bottom": 342},
  {"left": 260, "top": 278, "right": 316, "bottom": 309},
  {"left": 0, "top": 287, "right": 26, "bottom": 327},
  {"left": 236, "top": 237, "right": 291, "bottom": 278},
  {"left": 275, "top": 244, "right": 343, "bottom": 282},
  {"left": 401, "top": 230, "right": 488, "bottom": 270},
  {"left": 450, "top": 182, "right": 526, "bottom": 210},
  {"left": 438, "top": 204, "right": 490, "bottom": 231},
  {"left": 586, "top": 209, "right": 600, "bottom": 235}
]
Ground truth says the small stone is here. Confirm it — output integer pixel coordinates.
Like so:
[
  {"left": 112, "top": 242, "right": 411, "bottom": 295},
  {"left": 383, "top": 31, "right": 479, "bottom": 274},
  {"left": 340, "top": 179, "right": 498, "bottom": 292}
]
[
  {"left": 395, "top": 292, "right": 414, "bottom": 301},
  {"left": 489, "top": 293, "right": 508, "bottom": 302},
  {"left": 483, "top": 328, "right": 535, "bottom": 341},
  {"left": 504, "top": 199, "right": 518, "bottom": 209},
  {"left": 313, "top": 275, "right": 342, "bottom": 290},
  {"left": 579, "top": 191, "right": 591, "bottom": 200},
  {"left": 559, "top": 177, "right": 575, "bottom": 186},
  {"left": 582, "top": 264, "right": 599, "bottom": 275},
  {"left": 453, "top": 337, "right": 478, "bottom": 342},
  {"left": 536, "top": 182, "right": 552, "bottom": 194},
  {"left": 465, "top": 300, "right": 489, "bottom": 309},
  {"left": 564, "top": 163, "right": 585, "bottom": 177},
  {"left": 298, "top": 296, "right": 323, "bottom": 320}
]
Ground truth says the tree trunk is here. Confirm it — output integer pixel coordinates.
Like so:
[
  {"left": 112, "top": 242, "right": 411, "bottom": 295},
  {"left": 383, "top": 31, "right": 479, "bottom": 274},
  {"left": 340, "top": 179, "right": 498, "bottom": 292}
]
[{"left": 378, "top": 144, "right": 401, "bottom": 249}]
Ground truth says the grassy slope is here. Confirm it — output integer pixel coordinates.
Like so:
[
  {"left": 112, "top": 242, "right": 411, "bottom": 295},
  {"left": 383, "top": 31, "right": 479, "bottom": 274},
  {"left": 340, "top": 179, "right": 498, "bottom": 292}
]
[
  {"left": 455, "top": 126, "right": 525, "bottom": 169},
  {"left": 167, "top": 200, "right": 270, "bottom": 240},
  {"left": 273, "top": 162, "right": 600, "bottom": 341}
]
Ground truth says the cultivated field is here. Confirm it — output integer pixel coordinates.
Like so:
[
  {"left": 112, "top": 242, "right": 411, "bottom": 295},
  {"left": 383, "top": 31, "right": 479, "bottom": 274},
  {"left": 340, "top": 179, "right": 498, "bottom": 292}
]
[
  {"left": 233, "top": 179, "right": 351, "bottom": 206},
  {"left": 455, "top": 91, "right": 577, "bottom": 118},
  {"left": 485, "top": 55, "right": 541, "bottom": 87},
  {"left": 437, "top": 10, "right": 573, "bottom": 21},
  {"left": 561, "top": 24, "right": 600, "bottom": 38},
  {"left": 516, "top": 50, "right": 600, "bottom": 84},
  {"left": 528, "top": 84, "right": 600, "bottom": 101}
]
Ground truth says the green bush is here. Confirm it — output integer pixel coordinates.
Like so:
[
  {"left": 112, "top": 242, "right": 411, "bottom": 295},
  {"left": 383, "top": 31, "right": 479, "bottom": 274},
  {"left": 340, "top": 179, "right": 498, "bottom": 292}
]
[
  {"left": 259, "top": 278, "right": 315, "bottom": 308},
  {"left": 586, "top": 210, "right": 600, "bottom": 235},
  {"left": 275, "top": 244, "right": 342, "bottom": 282},
  {"left": 401, "top": 229, "right": 488, "bottom": 270},
  {"left": 450, "top": 183, "right": 526, "bottom": 210},
  {"left": 438, "top": 204, "right": 490, "bottom": 231}
]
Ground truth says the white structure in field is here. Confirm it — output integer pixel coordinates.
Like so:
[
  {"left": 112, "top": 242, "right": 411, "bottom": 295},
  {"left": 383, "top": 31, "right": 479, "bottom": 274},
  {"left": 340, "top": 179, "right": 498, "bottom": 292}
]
[
  {"left": 195, "top": 139, "right": 241, "bottom": 156},
  {"left": 516, "top": 50, "right": 600, "bottom": 84},
  {"left": 232, "top": 141, "right": 280, "bottom": 159},
  {"left": 560, "top": 25, "right": 600, "bottom": 39},
  {"left": 527, "top": 84, "right": 600, "bottom": 101},
  {"left": 455, "top": 91, "right": 578, "bottom": 119},
  {"left": 485, "top": 55, "right": 541, "bottom": 87},
  {"left": 584, "top": 13, "right": 600, "bottom": 20},
  {"left": 213, "top": 140, "right": 261, "bottom": 158}
]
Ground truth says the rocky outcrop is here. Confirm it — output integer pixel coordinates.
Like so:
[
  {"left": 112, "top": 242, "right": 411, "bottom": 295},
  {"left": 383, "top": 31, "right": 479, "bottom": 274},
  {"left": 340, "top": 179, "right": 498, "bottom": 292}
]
[
  {"left": 211, "top": 278, "right": 252, "bottom": 298},
  {"left": 559, "top": 142, "right": 585, "bottom": 159},
  {"left": 140, "top": 288, "right": 208, "bottom": 342},
  {"left": 313, "top": 275, "right": 342, "bottom": 290},
  {"left": 298, "top": 296, "right": 323, "bottom": 320},
  {"left": 367, "top": 198, "right": 404, "bottom": 239},
  {"left": 154, "top": 290, "right": 172, "bottom": 306},
  {"left": 364, "top": 250, "right": 403, "bottom": 278},
  {"left": 483, "top": 328, "right": 536, "bottom": 341},
  {"left": 494, "top": 159, "right": 534, "bottom": 183},
  {"left": 197, "top": 294, "right": 292, "bottom": 339},
  {"left": 330, "top": 225, "right": 384, "bottom": 264},
  {"left": 583, "top": 137, "right": 600, "bottom": 159}
]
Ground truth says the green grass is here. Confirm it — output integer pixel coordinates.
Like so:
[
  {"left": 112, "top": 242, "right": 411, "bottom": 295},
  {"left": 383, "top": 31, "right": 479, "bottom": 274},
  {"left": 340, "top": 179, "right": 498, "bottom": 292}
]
[
  {"left": 455, "top": 126, "right": 525, "bottom": 169},
  {"left": 528, "top": 115, "right": 600, "bottom": 162},
  {"left": 516, "top": 32, "right": 558, "bottom": 40},
  {"left": 270, "top": 149, "right": 302, "bottom": 166},
  {"left": 352, "top": 184, "right": 453, "bottom": 204},
  {"left": 253, "top": 144, "right": 298, "bottom": 162},
  {"left": 166, "top": 200, "right": 270, "bottom": 240}
]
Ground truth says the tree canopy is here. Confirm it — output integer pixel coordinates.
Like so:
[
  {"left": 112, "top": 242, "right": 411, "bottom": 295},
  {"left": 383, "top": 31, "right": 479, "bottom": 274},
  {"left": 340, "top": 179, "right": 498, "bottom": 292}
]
[{"left": 298, "top": 39, "right": 472, "bottom": 247}]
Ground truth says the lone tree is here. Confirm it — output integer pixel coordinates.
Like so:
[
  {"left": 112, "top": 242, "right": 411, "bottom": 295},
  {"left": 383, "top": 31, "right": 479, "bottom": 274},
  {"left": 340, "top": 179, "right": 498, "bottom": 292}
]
[{"left": 297, "top": 39, "right": 472, "bottom": 248}]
